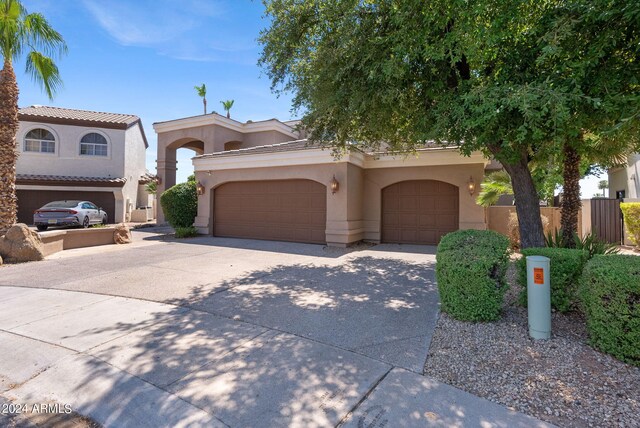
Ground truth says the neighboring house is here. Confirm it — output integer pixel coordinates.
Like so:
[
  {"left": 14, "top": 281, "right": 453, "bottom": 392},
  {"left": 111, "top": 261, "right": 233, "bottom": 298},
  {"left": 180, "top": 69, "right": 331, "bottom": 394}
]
[
  {"left": 608, "top": 153, "right": 640, "bottom": 199},
  {"left": 16, "top": 105, "right": 153, "bottom": 224},
  {"left": 155, "top": 113, "right": 488, "bottom": 247}
]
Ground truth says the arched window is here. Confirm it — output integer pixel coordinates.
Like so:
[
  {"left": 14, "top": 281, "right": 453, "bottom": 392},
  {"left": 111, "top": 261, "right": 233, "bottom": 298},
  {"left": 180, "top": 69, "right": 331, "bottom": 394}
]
[
  {"left": 80, "top": 132, "right": 108, "bottom": 156},
  {"left": 24, "top": 128, "right": 55, "bottom": 153}
]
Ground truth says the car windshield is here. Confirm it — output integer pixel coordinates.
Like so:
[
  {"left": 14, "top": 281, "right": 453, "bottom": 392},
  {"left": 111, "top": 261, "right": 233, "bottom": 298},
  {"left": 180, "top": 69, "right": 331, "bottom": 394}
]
[{"left": 42, "top": 201, "right": 80, "bottom": 209}]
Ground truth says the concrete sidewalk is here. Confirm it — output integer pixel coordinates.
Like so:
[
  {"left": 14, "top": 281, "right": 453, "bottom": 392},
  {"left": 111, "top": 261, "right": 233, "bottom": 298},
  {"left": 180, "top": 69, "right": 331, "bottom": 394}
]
[{"left": 0, "top": 286, "right": 552, "bottom": 427}]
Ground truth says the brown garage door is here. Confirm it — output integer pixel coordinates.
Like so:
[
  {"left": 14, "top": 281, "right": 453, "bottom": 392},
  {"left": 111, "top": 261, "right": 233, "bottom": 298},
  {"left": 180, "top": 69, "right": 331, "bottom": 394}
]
[
  {"left": 214, "top": 180, "right": 327, "bottom": 244},
  {"left": 17, "top": 190, "right": 116, "bottom": 225},
  {"left": 382, "top": 180, "right": 458, "bottom": 245}
]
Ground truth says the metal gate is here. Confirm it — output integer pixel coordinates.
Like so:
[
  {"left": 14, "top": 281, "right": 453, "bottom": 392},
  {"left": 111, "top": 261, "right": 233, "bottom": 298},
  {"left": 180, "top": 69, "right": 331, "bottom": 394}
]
[{"left": 590, "top": 198, "right": 623, "bottom": 244}]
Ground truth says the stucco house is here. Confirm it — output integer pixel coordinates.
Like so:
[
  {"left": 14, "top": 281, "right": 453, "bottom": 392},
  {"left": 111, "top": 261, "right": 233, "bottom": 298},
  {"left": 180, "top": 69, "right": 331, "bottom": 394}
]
[
  {"left": 608, "top": 153, "right": 640, "bottom": 200},
  {"left": 16, "top": 106, "right": 153, "bottom": 224},
  {"left": 154, "top": 113, "right": 489, "bottom": 247}
]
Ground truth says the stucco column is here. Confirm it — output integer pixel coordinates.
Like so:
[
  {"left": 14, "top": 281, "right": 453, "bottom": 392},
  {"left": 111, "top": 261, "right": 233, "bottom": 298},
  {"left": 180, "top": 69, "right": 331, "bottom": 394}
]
[
  {"left": 325, "top": 163, "right": 363, "bottom": 247},
  {"left": 155, "top": 149, "right": 177, "bottom": 224},
  {"left": 193, "top": 170, "right": 212, "bottom": 234}
]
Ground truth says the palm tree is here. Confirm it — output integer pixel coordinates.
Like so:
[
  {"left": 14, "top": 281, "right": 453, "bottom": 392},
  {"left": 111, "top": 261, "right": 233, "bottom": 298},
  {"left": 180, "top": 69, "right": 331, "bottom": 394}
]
[
  {"left": 560, "top": 134, "right": 637, "bottom": 246},
  {"left": 598, "top": 180, "right": 608, "bottom": 198},
  {"left": 220, "top": 99, "right": 234, "bottom": 118},
  {"left": 476, "top": 171, "right": 513, "bottom": 207},
  {"left": 194, "top": 83, "right": 207, "bottom": 114},
  {"left": 0, "top": 0, "right": 66, "bottom": 233}
]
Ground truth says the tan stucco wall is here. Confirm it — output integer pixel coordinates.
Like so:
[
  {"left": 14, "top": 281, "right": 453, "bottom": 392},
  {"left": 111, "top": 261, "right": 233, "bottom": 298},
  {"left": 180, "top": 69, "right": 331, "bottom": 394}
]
[
  {"left": 243, "top": 130, "right": 296, "bottom": 149},
  {"left": 155, "top": 121, "right": 299, "bottom": 223},
  {"left": 193, "top": 160, "right": 488, "bottom": 246},
  {"left": 194, "top": 162, "right": 355, "bottom": 245},
  {"left": 361, "top": 164, "right": 486, "bottom": 242},
  {"left": 486, "top": 205, "right": 586, "bottom": 239}
]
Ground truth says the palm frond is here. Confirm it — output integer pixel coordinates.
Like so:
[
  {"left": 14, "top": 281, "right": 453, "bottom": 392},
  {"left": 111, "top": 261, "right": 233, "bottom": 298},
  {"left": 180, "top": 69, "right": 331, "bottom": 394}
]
[
  {"left": 25, "top": 50, "right": 62, "bottom": 99},
  {"left": 476, "top": 170, "right": 513, "bottom": 207}
]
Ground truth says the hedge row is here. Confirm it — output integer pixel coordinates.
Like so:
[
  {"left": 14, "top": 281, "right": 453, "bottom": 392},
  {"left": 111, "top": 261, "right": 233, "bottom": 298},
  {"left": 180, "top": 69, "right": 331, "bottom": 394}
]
[
  {"left": 160, "top": 181, "right": 198, "bottom": 229},
  {"left": 436, "top": 230, "right": 510, "bottom": 321},
  {"left": 580, "top": 255, "right": 640, "bottom": 366},
  {"left": 516, "top": 247, "right": 588, "bottom": 312}
]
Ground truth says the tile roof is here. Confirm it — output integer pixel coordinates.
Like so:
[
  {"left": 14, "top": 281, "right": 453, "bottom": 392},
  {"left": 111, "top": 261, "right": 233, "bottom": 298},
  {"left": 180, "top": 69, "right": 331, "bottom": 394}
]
[
  {"left": 138, "top": 172, "right": 158, "bottom": 184},
  {"left": 194, "top": 139, "right": 458, "bottom": 159},
  {"left": 19, "top": 105, "right": 140, "bottom": 127},
  {"left": 16, "top": 174, "right": 127, "bottom": 184},
  {"left": 195, "top": 139, "right": 321, "bottom": 159}
]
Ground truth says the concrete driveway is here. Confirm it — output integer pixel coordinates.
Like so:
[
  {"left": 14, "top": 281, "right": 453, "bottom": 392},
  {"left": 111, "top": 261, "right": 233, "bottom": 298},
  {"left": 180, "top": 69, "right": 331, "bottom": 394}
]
[{"left": 0, "top": 230, "right": 549, "bottom": 427}]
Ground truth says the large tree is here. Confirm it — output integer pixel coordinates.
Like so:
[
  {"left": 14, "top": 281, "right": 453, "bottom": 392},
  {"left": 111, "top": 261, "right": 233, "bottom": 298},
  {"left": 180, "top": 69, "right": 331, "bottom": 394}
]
[
  {"left": 259, "top": 0, "right": 556, "bottom": 248},
  {"left": 530, "top": 0, "right": 640, "bottom": 245},
  {"left": 259, "top": 0, "right": 639, "bottom": 248},
  {"left": 0, "top": 0, "right": 66, "bottom": 232}
]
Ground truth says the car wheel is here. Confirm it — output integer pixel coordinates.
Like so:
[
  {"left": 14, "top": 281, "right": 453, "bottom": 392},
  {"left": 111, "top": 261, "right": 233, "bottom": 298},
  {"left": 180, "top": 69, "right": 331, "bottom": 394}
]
[
  {"left": 36, "top": 225, "right": 48, "bottom": 231},
  {"left": 82, "top": 216, "right": 90, "bottom": 228},
  {"left": 102, "top": 215, "right": 108, "bottom": 225}
]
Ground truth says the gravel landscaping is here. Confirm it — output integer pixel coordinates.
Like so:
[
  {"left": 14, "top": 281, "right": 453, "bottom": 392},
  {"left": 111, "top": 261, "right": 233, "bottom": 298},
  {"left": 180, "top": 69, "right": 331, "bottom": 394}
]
[{"left": 424, "top": 263, "right": 640, "bottom": 428}]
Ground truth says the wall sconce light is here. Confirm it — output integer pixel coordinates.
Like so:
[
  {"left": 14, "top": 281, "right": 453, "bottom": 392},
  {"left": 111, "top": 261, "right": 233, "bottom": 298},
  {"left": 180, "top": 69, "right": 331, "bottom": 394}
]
[
  {"left": 467, "top": 176, "right": 476, "bottom": 195},
  {"left": 196, "top": 181, "right": 205, "bottom": 196},
  {"left": 156, "top": 176, "right": 162, "bottom": 185},
  {"left": 330, "top": 175, "right": 340, "bottom": 194}
]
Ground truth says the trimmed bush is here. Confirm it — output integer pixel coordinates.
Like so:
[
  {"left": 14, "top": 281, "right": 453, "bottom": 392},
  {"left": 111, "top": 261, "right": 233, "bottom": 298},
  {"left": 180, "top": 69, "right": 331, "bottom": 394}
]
[
  {"left": 175, "top": 226, "right": 198, "bottom": 238},
  {"left": 621, "top": 202, "right": 640, "bottom": 248},
  {"left": 436, "top": 230, "right": 511, "bottom": 321},
  {"left": 160, "top": 181, "right": 198, "bottom": 228},
  {"left": 580, "top": 255, "right": 640, "bottom": 366},
  {"left": 516, "top": 247, "right": 588, "bottom": 312}
]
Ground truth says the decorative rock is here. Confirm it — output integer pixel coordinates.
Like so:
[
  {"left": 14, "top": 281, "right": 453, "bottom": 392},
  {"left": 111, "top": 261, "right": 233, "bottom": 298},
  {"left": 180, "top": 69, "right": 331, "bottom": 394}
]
[
  {"left": 113, "top": 224, "right": 132, "bottom": 244},
  {"left": 0, "top": 224, "right": 45, "bottom": 263}
]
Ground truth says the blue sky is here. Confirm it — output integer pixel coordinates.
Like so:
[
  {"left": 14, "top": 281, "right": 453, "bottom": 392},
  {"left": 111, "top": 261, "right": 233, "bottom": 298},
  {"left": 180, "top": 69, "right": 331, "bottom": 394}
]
[
  {"left": 18, "top": 0, "right": 294, "bottom": 183},
  {"left": 17, "top": 0, "right": 605, "bottom": 196}
]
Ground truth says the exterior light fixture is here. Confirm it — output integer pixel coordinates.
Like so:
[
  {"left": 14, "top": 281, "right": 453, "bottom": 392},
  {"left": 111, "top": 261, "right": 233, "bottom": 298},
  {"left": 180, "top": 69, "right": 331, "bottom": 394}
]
[
  {"left": 330, "top": 175, "right": 340, "bottom": 194},
  {"left": 196, "top": 181, "right": 205, "bottom": 196},
  {"left": 467, "top": 176, "right": 476, "bottom": 195}
]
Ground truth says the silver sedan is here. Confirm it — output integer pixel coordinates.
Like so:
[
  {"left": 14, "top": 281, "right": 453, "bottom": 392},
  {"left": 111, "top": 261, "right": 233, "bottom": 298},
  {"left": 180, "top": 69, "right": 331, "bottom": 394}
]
[{"left": 33, "top": 200, "right": 108, "bottom": 231}]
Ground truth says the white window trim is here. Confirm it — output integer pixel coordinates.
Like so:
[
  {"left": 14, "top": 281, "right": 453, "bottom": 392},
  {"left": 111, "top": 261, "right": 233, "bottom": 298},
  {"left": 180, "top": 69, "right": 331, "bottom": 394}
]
[
  {"left": 79, "top": 130, "right": 111, "bottom": 159},
  {"left": 21, "top": 125, "right": 59, "bottom": 156}
]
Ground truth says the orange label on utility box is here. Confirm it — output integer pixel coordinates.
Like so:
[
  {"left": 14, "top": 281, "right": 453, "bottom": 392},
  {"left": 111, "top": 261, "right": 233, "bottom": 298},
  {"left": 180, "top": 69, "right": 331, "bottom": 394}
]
[{"left": 533, "top": 267, "right": 544, "bottom": 284}]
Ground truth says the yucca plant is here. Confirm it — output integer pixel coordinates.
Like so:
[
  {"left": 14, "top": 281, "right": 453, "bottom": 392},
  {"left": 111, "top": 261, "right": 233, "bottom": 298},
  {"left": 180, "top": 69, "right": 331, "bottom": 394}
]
[{"left": 545, "top": 229, "right": 619, "bottom": 259}]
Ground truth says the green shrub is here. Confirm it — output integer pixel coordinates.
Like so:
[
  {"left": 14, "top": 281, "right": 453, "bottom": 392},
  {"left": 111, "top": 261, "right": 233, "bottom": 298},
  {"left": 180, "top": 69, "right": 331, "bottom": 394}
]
[
  {"left": 580, "top": 255, "right": 640, "bottom": 366},
  {"left": 516, "top": 247, "right": 588, "bottom": 312},
  {"left": 621, "top": 202, "right": 640, "bottom": 248},
  {"left": 174, "top": 226, "right": 198, "bottom": 238},
  {"left": 545, "top": 230, "right": 619, "bottom": 258},
  {"left": 160, "top": 181, "right": 198, "bottom": 228},
  {"left": 436, "top": 230, "right": 511, "bottom": 321}
]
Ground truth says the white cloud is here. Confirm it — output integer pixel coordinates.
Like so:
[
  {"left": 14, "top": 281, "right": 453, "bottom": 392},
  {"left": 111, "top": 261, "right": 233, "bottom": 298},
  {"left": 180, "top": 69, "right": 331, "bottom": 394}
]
[{"left": 81, "top": 0, "right": 255, "bottom": 62}]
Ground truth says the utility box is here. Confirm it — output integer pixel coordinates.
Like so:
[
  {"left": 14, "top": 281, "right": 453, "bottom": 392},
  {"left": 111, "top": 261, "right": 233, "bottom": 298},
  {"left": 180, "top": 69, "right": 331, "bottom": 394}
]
[{"left": 526, "top": 255, "right": 551, "bottom": 340}]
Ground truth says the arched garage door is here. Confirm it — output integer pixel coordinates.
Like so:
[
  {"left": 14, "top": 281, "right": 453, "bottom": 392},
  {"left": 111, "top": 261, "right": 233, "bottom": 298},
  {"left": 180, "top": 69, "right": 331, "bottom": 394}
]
[
  {"left": 382, "top": 180, "right": 458, "bottom": 245},
  {"left": 214, "top": 180, "right": 326, "bottom": 244}
]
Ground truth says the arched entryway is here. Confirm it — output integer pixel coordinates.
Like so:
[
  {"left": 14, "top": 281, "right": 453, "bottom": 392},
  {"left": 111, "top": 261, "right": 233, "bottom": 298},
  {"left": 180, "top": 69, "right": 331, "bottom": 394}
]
[
  {"left": 213, "top": 179, "right": 327, "bottom": 244},
  {"left": 156, "top": 137, "right": 205, "bottom": 223},
  {"left": 381, "top": 180, "right": 459, "bottom": 245}
]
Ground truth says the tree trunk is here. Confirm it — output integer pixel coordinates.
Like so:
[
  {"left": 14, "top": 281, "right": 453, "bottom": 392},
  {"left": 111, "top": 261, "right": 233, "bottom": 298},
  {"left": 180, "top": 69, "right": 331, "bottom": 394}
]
[
  {"left": 203, "top": 98, "right": 207, "bottom": 115},
  {"left": 561, "top": 142, "right": 581, "bottom": 247},
  {"left": 493, "top": 148, "right": 545, "bottom": 248},
  {"left": 0, "top": 60, "right": 19, "bottom": 234},
  {"left": 226, "top": 111, "right": 230, "bottom": 119}
]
